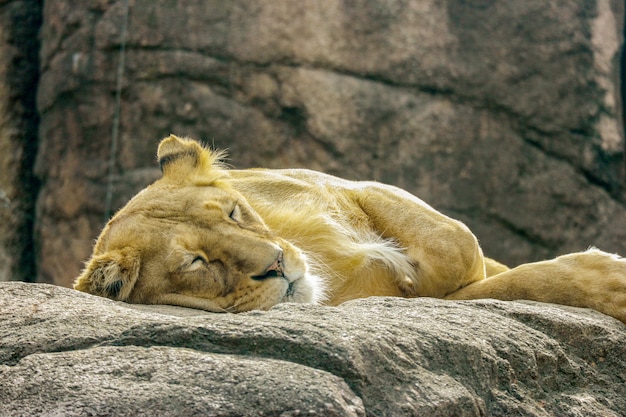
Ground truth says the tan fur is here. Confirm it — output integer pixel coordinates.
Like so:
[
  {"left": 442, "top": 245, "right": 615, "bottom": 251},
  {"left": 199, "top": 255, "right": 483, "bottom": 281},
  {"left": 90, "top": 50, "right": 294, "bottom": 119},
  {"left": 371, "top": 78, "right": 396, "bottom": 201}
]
[{"left": 75, "top": 135, "right": 626, "bottom": 323}]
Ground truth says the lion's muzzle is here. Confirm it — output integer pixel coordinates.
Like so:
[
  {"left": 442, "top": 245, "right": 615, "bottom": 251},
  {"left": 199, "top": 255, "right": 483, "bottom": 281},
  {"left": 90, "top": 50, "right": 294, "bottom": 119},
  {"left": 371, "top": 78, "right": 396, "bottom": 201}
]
[{"left": 251, "top": 251, "right": 284, "bottom": 280}]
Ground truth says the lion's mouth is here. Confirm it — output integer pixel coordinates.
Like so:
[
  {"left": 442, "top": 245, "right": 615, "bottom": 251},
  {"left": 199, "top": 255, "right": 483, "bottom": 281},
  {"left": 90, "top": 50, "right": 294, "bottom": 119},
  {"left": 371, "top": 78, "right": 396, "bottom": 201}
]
[{"left": 251, "top": 269, "right": 284, "bottom": 280}]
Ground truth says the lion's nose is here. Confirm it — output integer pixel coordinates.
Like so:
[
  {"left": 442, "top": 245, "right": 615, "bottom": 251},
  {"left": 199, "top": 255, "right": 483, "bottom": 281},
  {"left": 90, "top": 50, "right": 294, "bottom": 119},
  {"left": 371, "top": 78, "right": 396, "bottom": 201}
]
[
  {"left": 252, "top": 251, "right": 284, "bottom": 280},
  {"left": 266, "top": 251, "right": 284, "bottom": 273}
]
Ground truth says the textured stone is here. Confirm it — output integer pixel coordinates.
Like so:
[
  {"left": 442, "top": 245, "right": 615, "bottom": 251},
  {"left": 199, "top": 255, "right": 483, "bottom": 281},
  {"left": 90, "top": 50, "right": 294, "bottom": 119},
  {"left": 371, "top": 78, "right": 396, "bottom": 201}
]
[
  {"left": 34, "top": 0, "right": 625, "bottom": 287},
  {"left": 1, "top": 282, "right": 625, "bottom": 416},
  {"left": 0, "top": 0, "right": 40, "bottom": 282}
]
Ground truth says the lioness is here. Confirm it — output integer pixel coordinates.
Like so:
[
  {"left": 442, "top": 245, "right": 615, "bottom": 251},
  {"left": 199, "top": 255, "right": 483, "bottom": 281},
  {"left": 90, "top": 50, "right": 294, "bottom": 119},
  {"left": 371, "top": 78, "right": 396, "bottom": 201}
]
[{"left": 75, "top": 135, "right": 626, "bottom": 323}]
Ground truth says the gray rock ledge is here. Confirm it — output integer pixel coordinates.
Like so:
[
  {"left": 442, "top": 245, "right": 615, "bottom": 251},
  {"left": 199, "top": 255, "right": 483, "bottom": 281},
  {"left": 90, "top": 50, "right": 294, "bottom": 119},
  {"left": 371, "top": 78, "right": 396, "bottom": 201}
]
[{"left": 1, "top": 282, "right": 625, "bottom": 416}]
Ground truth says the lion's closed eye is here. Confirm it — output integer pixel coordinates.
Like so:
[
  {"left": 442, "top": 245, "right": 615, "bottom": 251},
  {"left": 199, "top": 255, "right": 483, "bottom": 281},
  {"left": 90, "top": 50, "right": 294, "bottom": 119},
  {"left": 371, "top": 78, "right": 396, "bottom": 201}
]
[
  {"left": 229, "top": 204, "right": 243, "bottom": 223},
  {"left": 187, "top": 255, "right": 207, "bottom": 271}
]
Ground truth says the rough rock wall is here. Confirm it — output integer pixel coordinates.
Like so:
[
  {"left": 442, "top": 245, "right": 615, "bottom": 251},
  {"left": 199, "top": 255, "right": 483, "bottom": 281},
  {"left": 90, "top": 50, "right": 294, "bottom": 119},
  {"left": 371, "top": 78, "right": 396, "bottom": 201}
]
[
  {"left": 0, "top": 0, "right": 40, "bottom": 282},
  {"left": 1, "top": 282, "right": 625, "bottom": 417},
  {"left": 36, "top": 0, "right": 625, "bottom": 286}
]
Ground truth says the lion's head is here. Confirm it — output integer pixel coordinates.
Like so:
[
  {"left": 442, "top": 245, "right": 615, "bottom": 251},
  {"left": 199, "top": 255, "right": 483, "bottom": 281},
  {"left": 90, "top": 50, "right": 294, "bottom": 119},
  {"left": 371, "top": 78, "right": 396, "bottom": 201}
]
[{"left": 74, "top": 135, "right": 321, "bottom": 312}]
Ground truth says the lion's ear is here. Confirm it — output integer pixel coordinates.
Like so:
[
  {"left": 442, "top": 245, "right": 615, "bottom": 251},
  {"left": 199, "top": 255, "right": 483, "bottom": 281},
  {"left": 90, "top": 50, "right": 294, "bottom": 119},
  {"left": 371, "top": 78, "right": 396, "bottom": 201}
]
[
  {"left": 157, "top": 134, "right": 227, "bottom": 184},
  {"left": 74, "top": 248, "right": 140, "bottom": 301}
]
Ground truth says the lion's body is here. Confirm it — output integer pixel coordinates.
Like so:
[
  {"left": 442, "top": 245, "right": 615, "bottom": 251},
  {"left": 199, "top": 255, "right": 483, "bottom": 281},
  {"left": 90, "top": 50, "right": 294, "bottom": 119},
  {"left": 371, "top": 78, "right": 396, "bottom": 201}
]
[
  {"left": 75, "top": 136, "right": 626, "bottom": 323},
  {"left": 228, "top": 168, "right": 484, "bottom": 304}
]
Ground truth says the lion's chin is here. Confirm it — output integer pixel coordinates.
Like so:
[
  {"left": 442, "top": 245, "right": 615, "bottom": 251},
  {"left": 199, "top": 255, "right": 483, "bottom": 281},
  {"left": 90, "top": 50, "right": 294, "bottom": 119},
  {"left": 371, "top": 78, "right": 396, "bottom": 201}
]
[{"left": 280, "top": 274, "right": 326, "bottom": 305}]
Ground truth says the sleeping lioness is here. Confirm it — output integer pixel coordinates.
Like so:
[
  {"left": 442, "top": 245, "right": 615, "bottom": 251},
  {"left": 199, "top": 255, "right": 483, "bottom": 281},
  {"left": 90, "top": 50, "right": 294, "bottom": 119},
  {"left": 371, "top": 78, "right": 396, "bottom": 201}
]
[{"left": 75, "top": 135, "right": 626, "bottom": 323}]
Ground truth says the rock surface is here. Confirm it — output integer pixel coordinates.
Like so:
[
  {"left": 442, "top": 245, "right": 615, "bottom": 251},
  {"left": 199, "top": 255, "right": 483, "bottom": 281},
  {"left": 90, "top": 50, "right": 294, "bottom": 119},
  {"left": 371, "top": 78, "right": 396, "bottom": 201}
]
[
  {"left": 1, "top": 282, "right": 625, "bottom": 416},
  {"left": 0, "top": 0, "right": 40, "bottom": 282},
  {"left": 34, "top": 0, "right": 626, "bottom": 287}
]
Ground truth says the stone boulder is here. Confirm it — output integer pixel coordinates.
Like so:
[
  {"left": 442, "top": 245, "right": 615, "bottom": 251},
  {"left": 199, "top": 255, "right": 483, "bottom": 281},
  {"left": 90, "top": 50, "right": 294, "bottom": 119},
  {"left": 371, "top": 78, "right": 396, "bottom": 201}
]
[
  {"left": 35, "top": 0, "right": 625, "bottom": 287},
  {"left": 0, "top": 0, "right": 41, "bottom": 282},
  {"left": 1, "top": 282, "right": 625, "bottom": 416}
]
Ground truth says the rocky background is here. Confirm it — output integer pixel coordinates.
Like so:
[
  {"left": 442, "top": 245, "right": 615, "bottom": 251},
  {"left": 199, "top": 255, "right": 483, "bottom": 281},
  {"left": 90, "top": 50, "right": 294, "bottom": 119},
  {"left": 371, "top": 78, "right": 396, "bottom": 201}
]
[
  {"left": 0, "top": 0, "right": 624, "bottom": 287},
  {"left": 0, "top": 0, "right": 40, "bottom": 283}
]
